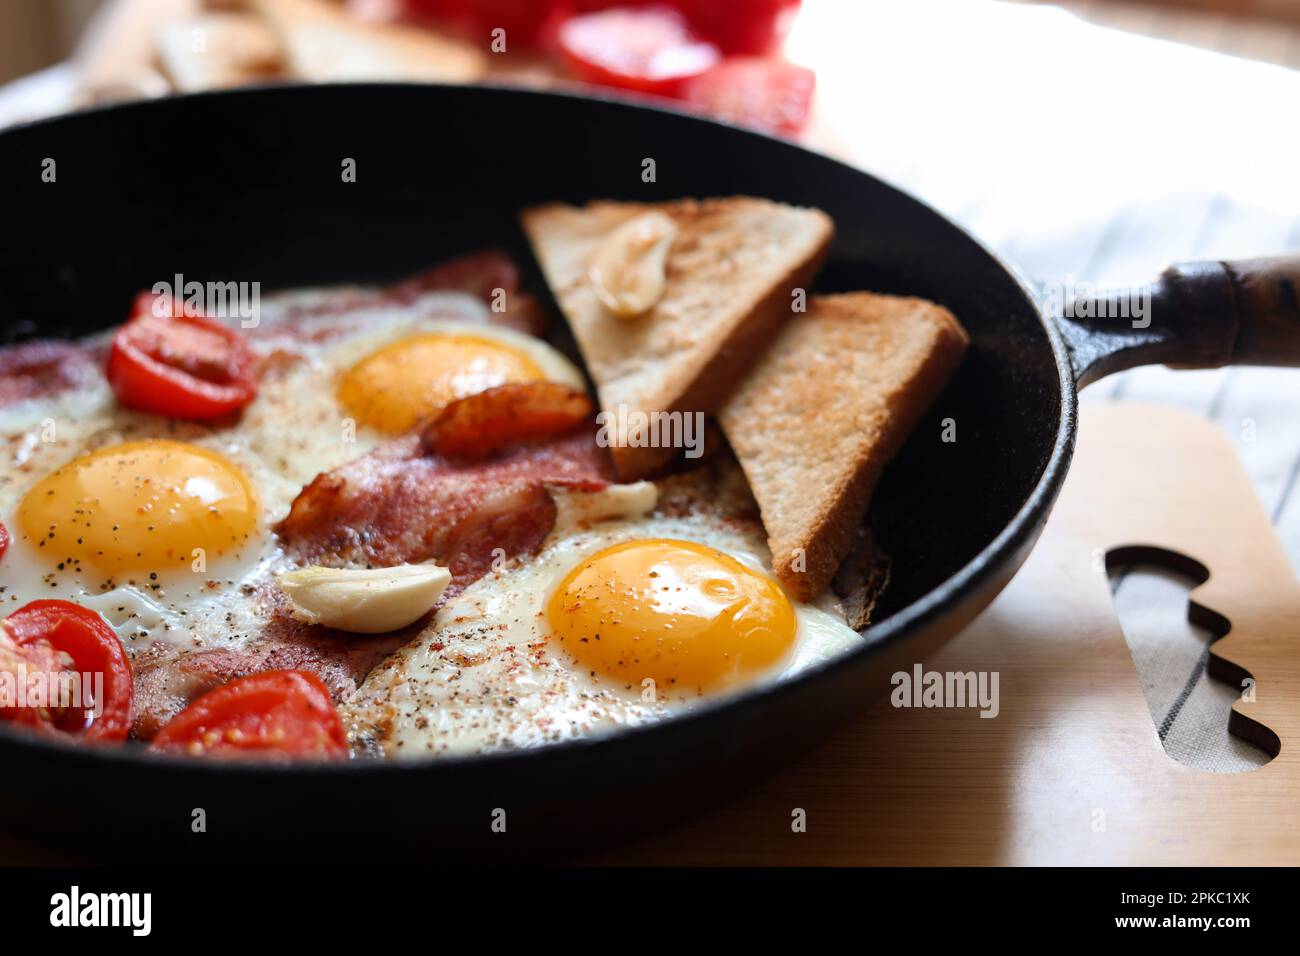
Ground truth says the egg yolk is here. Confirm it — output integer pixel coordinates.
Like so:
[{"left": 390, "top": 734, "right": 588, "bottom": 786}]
[
  {"left": 338, "top": 333, "right": 546, "bottom": 433},
  {"left": 17, "top": 440, "right": 258, "bottom": 577},
  {"left": 546, "top": 539, "right": 797, "bottom": 695}
]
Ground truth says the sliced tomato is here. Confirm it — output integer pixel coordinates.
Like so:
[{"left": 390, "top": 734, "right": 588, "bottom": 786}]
[
  {"left": 1, "top": 600, "right": 133, "bottom": 741},
  {"left": 151, "top": 670, "right": 347, "bottom": 759},
  {"left": 557, "top": 6, "right": 721, "bottom": 97},
  {"left": 421, "top": 382, "right": 595, "bottom": 459},
  {"left": 107, "top": 292, "right": 259, "bottom": 420},
  {"left": 0, "top": 521, "right": 8, "bottom": 561},
  {"left": 681, "top": 57, "right": 815, "bottom": 135},
  {"left": 677, "top": 0, "right": 801, "bottom": 55},
  {"left": 0, "top": 631, "right": 69, "bottom": 731}
]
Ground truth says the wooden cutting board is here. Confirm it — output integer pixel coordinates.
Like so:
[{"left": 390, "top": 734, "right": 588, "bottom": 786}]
[{"left": 593, "top": 402, "right": 1300, "bottom": 865}]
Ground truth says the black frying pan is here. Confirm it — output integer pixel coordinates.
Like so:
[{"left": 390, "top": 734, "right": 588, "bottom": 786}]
[{"left": 1, "top": 85, "right": 1296, "bottom": 863}]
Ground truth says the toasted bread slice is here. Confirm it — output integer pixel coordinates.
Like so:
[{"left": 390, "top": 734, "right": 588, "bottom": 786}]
[
  {"left": 74, "top": 0, "right": 196, "bottom": 103},
  {"left": 521, "top": 198, "right": 833, "bottom": 479},
  {"left": 251, "top": 0, "right": 486, "bottom": 83},
  {"left": 718, "top": 292, "right": 969, "bottom": 601},
  {"left": 155, "top": 12, "right": 284, "bottom": 92}
]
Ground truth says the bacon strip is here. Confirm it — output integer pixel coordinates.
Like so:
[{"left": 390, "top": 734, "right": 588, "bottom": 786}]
[
  {"left": 278, "top": 250, "right": 548, "bottom": 338},
  {"left": 0, "top": 340, "right": 101, "bottom": 409},
  {"left": 388, "top": 249, "right": 522, "bottom": 304},
  {"left": 274, "top": 427, "right": 615, "bottom": 588},
  {"left": 421, "top": 383, "right": 595, "bottom": 460},
  {"left": 130, "top": 609, "right": 411, "bottom": 740},
  {"left": 386, "top": 250, "right": 548, "bottom": 337}
]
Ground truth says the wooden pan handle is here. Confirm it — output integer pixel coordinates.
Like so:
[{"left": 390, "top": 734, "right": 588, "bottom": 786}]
[
  {"left": 1060, "top": 254, "right": 1300, "bottom": 385},
  {"left": 1159, "top": 254, "right": 1300, "bottom": 368},
  {"left": 1220, "top": 256, "right": 1300, "bottom": 365}
]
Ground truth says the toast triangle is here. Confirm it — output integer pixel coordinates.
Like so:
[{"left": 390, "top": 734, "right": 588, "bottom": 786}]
[
  {"left": 522, "top": 197, "right": 833, "bottom": 479},
  {"left": 719, "top": 292, "right": 969, "bottom": 601}
]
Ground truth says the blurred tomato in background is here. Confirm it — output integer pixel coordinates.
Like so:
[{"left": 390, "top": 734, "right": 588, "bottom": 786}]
[
  {"left": 405, "top": 0, "right": 572, "bottom": 48},
  {"left": 556, "top": 6, "right": 720, "bottom": 97},
  {"left": 681, "top": 57, "right": 814, "bottom": 136},
  {"left": 679, "top": 0, "right": 802, "bottom": 54},
  {"left": 401, "top": 0, "right": 811, "bottom": 134}
]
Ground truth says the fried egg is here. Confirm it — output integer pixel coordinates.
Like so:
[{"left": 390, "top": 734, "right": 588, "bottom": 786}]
[
  {"left": 17, "top": 439, "right": 259, "bottom": 578},
  {"left": 0, "top": 433, "right": 278, "bottom": 660},
  {"left": 0, "top": 289, "right": 583, "bottom": 664},
  {"left": 336, "top": 321, "right": 585, "bottom": 434},
  {"left": 342, "top": 478, "right": 861, "bottom": 758}
]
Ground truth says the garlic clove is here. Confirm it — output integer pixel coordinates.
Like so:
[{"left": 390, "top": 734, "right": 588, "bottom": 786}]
[
  {"left": 588, "top": 211, "right": 678, "bottom": 318},
  {"left": 549, "top": 480, "right": 659, "bottom": 530},
  {"left": 277, "top": 563, "right": 451, "bottom": 634}
]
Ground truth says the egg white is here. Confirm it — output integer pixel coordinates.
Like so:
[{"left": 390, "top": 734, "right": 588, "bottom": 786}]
[{"left": 342, "top": 482, "right": 863, "bottom": 759}]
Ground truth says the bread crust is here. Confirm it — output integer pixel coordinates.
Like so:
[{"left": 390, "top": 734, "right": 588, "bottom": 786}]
[
  {"left": 251, "top": 0, "right": 486, "bottom": 83},
  {"left": 155, "top": 12, "right": 283, "bottom": 91},
  {"left": 719, "top": 293, "right": 969, "bottom": 601}
]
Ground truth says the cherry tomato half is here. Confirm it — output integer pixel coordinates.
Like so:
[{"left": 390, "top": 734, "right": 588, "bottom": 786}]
[
  {"left": 151, "top": 670, "right": 348, "bottom": 759},
  {"left": 681, "top": 57, "right": 815, "bottom": 135},
  {"left": 1, "top": 600, "right": 133, "bottom": 741},
  {"left": 557, "top": 6, "right": 721, "bottom": 97},
  {"left": 107, "top": 292, "right": 258, "bottom": 421}
]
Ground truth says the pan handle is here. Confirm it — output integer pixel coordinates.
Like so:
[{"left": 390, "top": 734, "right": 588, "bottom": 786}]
[{"left": 1059, "top": 254, "right": 1300, "bottom": 387}]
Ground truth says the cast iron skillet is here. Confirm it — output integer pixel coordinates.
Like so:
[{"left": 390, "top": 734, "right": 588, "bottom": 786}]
[{"left": 0, "top": 85, "right": 1297, "bottom": 862}]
